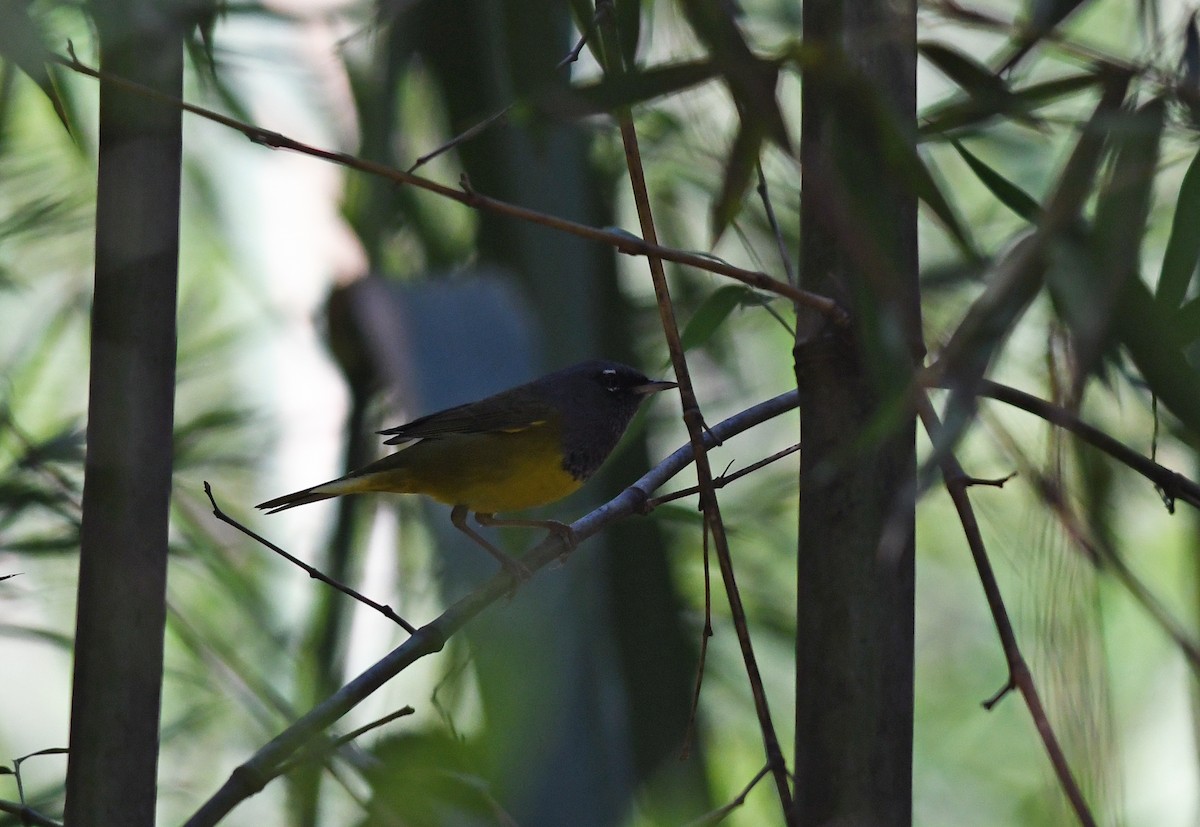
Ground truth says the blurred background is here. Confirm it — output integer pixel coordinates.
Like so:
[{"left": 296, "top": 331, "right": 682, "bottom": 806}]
[{"left": 1, "top": 0, "right": 1199, "bottom": 825}]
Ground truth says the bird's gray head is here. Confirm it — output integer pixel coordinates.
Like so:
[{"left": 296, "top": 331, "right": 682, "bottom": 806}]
[{"left": 546, "top": 360, "right": 677, "bottom": 481}]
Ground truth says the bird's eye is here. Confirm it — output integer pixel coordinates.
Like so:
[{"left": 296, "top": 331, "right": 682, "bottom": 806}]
[{"left": 600, "top": 368, "right": 619, "bottom": 390}]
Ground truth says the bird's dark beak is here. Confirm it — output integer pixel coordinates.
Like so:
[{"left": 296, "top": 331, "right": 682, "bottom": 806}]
[{"left": 632, "top": 379, "right": 678, "bottom": 395}]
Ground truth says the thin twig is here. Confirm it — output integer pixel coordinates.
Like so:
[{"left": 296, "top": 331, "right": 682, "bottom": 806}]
[
  {"left": 202, "top": 483, "right": 418, "bottom": 635},
  {"left": 594, "top": 1, "right": 795, "bottom": 818},
  {"left": 52, "top": 47, "right": 846, "bottom": 324},
  {"left": 646, "top": 443, "right": 801, "bottom": 508},
  {"left": 962, "top": 472, "right": 1016, "bottom": 488},
  {"left": 183, "top": 390, "right": 800, "bottom": 827},
  {"left": 916, "top": 390, "right": 1097, "bottom": 827},
  {"left": 275, "top": 706, "right": 415, "bottom": 774},
  {"left": 680, "top": 517, "right": 714, "bottom": 761},
  {"left": 407, "top": 106, "right": 512, "bottom": 174},
  {"left": 557, "top": 11, "right": 597, "bottom": 69},
  {"left": 683, "top": 763, "right": 772, "bottom": 826},
  {"left": 755, "top": 161, "right": 797, "bottom": 285}
]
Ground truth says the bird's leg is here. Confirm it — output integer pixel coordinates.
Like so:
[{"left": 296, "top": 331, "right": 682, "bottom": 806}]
[
  {"left": 475, "top": 512, "right": 578, "bottom": 562},
  {"left": 451, "top": 505, "right": 532, "bottom": 582}
]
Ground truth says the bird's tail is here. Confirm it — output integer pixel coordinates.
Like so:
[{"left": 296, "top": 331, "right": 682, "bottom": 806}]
[
  {"left": 256, "top": 476, "right": 369, "bottom": 514},
  {"left": 256, "top": 489, "right": 337, "bottom": 513}
]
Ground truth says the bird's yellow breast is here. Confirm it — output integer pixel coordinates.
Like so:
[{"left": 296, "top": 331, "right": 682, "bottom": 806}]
[{"left": 347, "top": 420, "right": 583, "bottom": 514}]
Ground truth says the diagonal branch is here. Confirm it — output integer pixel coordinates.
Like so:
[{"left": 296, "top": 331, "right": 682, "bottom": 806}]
[
  {"left": 52, "top": 47, "right": 845, "bottom": 325},
  {"left": 974, "top": 379, "right": 1200, "bottom": 511}
]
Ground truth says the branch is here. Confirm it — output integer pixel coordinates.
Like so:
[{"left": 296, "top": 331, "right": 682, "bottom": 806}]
[
  {"left": 201, "top": 483, "right": 418, "bottom": 635},
  {"left": 0, "top": 800, "right": 62, "bottom": 827},
  {"left": 53, "top": 47, "right": 845, "bottom": 325},
  {"left": 974, "top": 379, "right": 1200, "bottom": 511},
  {"left": 182, "top": 390, "right": 800, "bottom": 827}
]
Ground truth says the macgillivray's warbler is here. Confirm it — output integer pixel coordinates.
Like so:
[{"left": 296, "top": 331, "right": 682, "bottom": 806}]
[{"left": 256, "top": 360, "right": 677, "bottom": 577}]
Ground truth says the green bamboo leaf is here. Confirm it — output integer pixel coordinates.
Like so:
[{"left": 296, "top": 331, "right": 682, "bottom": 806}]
[
  {"left": 920, "top": 71, "right": 1100, "bottom": 138},
  {"left": 999, "top": 0, "right": 1092, "bottom": 72},
  {"left": 615, "top": 0, "right": 642, "bottom": 65},
  {"left": 0, "top": 2, "right": 70, "bottom": 135},
  {"left": 1157, "top": 146, "right": 1200, "bottom": 309},
  {"left": 678, "top": 0, "right": 790, "bottom": 149},
  {"left": 950, "top": 139, "right": 1041, "bottom": 222},
  {"left": 1176, "top": 296, "right": 1200, "bottom": 340},
  {"left": 557, "top": 59, "right": 719, "bottom": 113},
  {"left": 935, "top": 76, "right": 1130, "bottom": 452},
  {"left": 1114, "top": 277, "right": 1200, "bottom": 437},
  {"left": 1065, "top": 97, "right": 1165, "bottom": 384},
  {"left": 710, "top": 121, "right": 763, "bottom": 243},
  {"left": 680, "top": 285, "right": 760, "bottom": 352},
  {"left": 919, "top": 41, "right": 1016, "bottom": 108}
]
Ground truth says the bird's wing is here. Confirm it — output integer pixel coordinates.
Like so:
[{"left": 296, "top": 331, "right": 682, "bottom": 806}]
[{"left": 378, "top": 388, "right": 555, "bottom": 444}]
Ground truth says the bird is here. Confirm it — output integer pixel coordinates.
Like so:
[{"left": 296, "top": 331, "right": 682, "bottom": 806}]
[{"left": 256, "top": 360, "right": 677, "bottom": 578}]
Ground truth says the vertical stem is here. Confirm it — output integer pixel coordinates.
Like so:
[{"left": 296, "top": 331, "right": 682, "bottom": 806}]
[
  {"left": 795, "top": 0, "right": 919, "bottom": 824},
  {"left": 64, "top": 6, "right": 183, "bottom": 826}
]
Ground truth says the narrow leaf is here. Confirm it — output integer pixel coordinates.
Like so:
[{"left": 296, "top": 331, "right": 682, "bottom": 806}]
[
  {"left": 614, "top": 0, "right": 642, "bottom": 66},
  {"left": 1114, "top": 277, "right": 1200, "bottom": 437},
  {"left": 950, "top": 139, "right": 1041, "bottom": 222},
  {"left": 680, "top": 285, "right": 759, "bottom": 352},
  {"left": 558, "top": 59, "right": 718, "bottom": 114},
  {"left": 0, "top": 2, "right": 70, "bottom": 134},
  {"left": 1176, "top": 296, "right": 1200, "bottom": 340},
  {"left": 822, "top": 60, "right": 981, "bottom": 258},
  {"left": 1066, "top": 97, "right": 1165, "bottom": 387},
  {"left": 1157, "top": 145, "right": 1200, "bottom": 309},
  {"left": 678, "top": 0, "right": 790, "bottom": 149},
  {"left": 711, "top": 121, "right": 763, "bottom": 243},
  {"left": 920, "top": 71, "right": 1100, "bottom": 138},
  {"left": 1180, "top": 14, "right": 1200, "bottom": 128},
  {"left": 920, "top": 41, "right": 1015, "bottom": 107}
]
